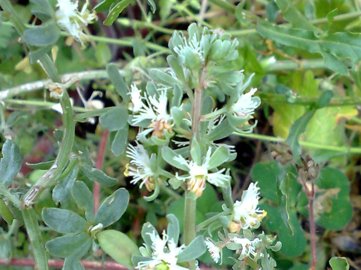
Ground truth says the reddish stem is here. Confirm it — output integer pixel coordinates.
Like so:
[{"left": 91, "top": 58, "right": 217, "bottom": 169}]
[
  {"left": 309, "top": 183, "right": 317, "bottom": 270},
  {"left": 0, "top": 258, "right": 127, "bottom": 270},
  {"left": 93, "top": 129, "right": 109, "bottom": 212}
]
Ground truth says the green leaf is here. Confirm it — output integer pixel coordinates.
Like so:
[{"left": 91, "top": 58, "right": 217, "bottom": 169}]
[
  {"left": 95, "top": 44, "right": 112, "bottom": 67},
  {"left": 52, "top": 164, "right": 78, "bottom": 205},
  {"left": 81, "top": 166, "right": 117, "bottom": 187},
  {"left": 315, "top": 168, "right": 352, "bottom": 230},
  {"left": 251, "top": 162, "right": 283, "bottom": 204},
  {"left": 161, "top": 147, "right": 188, "bottom": 171},
  {"left": 104, "top": 0, "right": 135, "bottom": 26},
  {"left": 275, "top": 0, "right": 318, "bottom": 31},
  {"left": 106, "top": 64, "right": 129, "bottom": 102},
  {"left": 0, "top": 23, "right": 14, "bottom": 49},
  {"left": 141, "top": 222, "right": 157, "bottom": 248},
  {"left": 0, "top": 199, "right": 14, "bottom": 224},
  {"left": 29, "top": 0, "right": 53, "bottom": 20},
  {"left": 147, "top": 0, "right": 156, "bottom": 13},
  {"left": 95, "top": 188, "right": 129, "bottom": 227},
  {"left": 304, "top": 106, "right": 357, "bottom": 161},
  {"left": 22, "top": 22, "right": 60, "bottom": 47},
  {"left": 99, "top": 106, "right": 128, "bottom": 131},
  {"left": 262, "top": 204, "right": 307, "bottom": 257},
  {"left": 159, "top": 0, "right": 175, "bottom": 21},
  {"left": 94, "top": 0, "right": 114, "bottom": 11},
  {"left": 0, "top": 140, "right": 22, "bottom": 187},
  {"left": 166, "top": 214, "right": 179, "bottom": 244},
  {"left": 42, "top": 208, "right": 87, "bottom": 234},
  {"left": 111, "top": 125, "right": 129, "bottom": 156},
  {"left": 251, "top": 162, "right": 306, "bottom": 257},
  {"left": 178, "top": 236, "right": 206, "bottom": 262},
  {"left": 329, "top": 257, "right": 350, "bottom": 270},
  {"left": 46, "top": 232, "right": 91, "bottom": 258},
  {"left": 208, "top": 145, "right": 229, "bottom": 169},
  {"left": 286, "top": 110, "right": 315, "bottom": 157},
  {"left": 98, "top": 230, "right": 139, "bottom": 268},
  {"left": 72, "top": 181, "right": 94, "bottom": 222},
  {"left": 63, "top": 257, "right": 84, "bottom": 270},
  {"left": 257, "top": 21, "right": 361, "bottom": 73},
  {"left": 148, "top": 69, "right": 179, "bottom": 87},
  {"left": 0, "top": 234, "right": 11, "bottom": 259}
]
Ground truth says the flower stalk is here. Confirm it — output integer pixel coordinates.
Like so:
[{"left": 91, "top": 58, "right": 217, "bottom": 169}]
[{"left": 183, "top": 66, "right": 206, "bottom": 269}]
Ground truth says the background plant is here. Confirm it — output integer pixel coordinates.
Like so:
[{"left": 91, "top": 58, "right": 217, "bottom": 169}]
[{"left": 0, "top": 0, "right": 360, "bottom": 270}]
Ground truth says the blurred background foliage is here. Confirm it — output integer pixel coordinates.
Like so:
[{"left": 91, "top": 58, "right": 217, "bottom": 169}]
[{"left": 0, "top": 0, "right": 361, "bottom": 269}]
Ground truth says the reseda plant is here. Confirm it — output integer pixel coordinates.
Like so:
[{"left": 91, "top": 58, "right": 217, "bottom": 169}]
[{"left": 124, "top": 23, "right": 280, "bottom": 269}]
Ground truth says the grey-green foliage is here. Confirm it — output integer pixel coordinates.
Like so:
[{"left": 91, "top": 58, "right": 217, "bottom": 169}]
[
  {"left": 132, "top": 214, "right": 206, "bottom": 269},
  {"left": 42, "top": 184, "right": 131, "bottom": 270},
  {"left": 0, "top": 140, "right": 22, "bottom": 187}
]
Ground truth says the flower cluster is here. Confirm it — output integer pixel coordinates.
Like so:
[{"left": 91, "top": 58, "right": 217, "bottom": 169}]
[
  {"left": 137, "top": 231, "right": 186, "bottom": 270},
  {"left": 55, "top": 0, "right": 96, "bottom": 44},
  {"left": 203, "top": 183, "right": 280, "bottom": 267},
  {"left": 174, "top": 147, "right": 231, "bottom": 197},
  {"left": 125, "top": 143, "right": 156, "bottom": 192},
  {"left": 128, "top": 84, "right": 173, "bottom": 140},
  {"left": 230, "top": 182, "right": 267, "bottom": 232}
]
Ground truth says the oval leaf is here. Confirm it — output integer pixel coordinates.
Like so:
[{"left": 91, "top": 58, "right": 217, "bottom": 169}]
[
  {"left": 42, "top": 208, "right": 87, "bottom": 234},
  {"left": 95, "top": 188, "right": 129, "bottom": 227},
  {"left": 46, "top": 233, "right": 91, "bottom": 258},
  {"left": 177, "top": 236, "right": 206, "bottom": 263},
  {"left": 98, "top": 230, "right": 139, "bottom": 268},
  {"left": 22, "top": 22, "right": 60, "bottom": 47},
  {"left": 99, "top": 106, "right": 128, "bottom": 131},
  {"left": 72, "top": 181, "right": 94, "bottom": 221},
  {"left": 0, "top": 140, "right": 22, "bottom": 186}
]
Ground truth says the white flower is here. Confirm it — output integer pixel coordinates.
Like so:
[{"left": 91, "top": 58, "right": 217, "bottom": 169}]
[
  {"left": 205, "top": 238, "right": 221, "bottom": 263},
  {"left": 56, "top": 0, "right": 96, "bottom": 44},
  {"left": 136, "top": 231, "right": 187, "bottom": 270},
  {"left": 231, "top": 236, "right": 260, "bottom": 258},
  {"left": 232, "top": 183, "right": 266, "bottom": 230},
  {"left": 174, "top": 33, "right": 204, "bottom": 62},
  {"left": 129, "top": 89, "right": 172, "bottom": 138},
  {"left": 129, "top": 84, "right": 143, "bottom": 113},
  {"left": 174, "top": 148, "right": 230, "bottom": 196},
  {"left": 125, "top": 143, "right": 155, "bottom": 188},
  {"left": 231, "top": 88, "right": 260, "bottom": 118}
]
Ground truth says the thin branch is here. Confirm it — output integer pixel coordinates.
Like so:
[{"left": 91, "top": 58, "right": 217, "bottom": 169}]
[
  {"left": 0, "top": 70, "right": 109, "bottom": 100},
  {"left": 235, "top": 132, "right": 361, "bottom": 154}
]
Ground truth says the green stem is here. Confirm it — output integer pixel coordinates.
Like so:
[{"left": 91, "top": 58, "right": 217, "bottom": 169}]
[
  {"left": 118, "top": 18, "right": 174, "bottom": 34},
  {"left": 184, "top": 68, "right": 207, "bottom": 269},
  {"left": 196, "top": 211, "right": 229, "bottom": 232},
  {"left": 235, "top": 132, "right": 361, "bottom": 154},
  {"left": 85, "top": 34, "right": 170, "bottom": 53},
  {"left": 0, "top": 0, "right": 25, "bottom": 34},
  {"left": 184, "top": 192, "right": 197, "bottom": 244},
  {"left": 23, "top": 91, "right": 75, "bottom": 206},
  {"left": 6, "top": 219, "right": 19, "bottom": 238},
  {"left": 264, "top": 59, "right": 326, "bottom": 72},
  {"left": 22, "top": 208, "right": 49, "bottom": 270}
]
